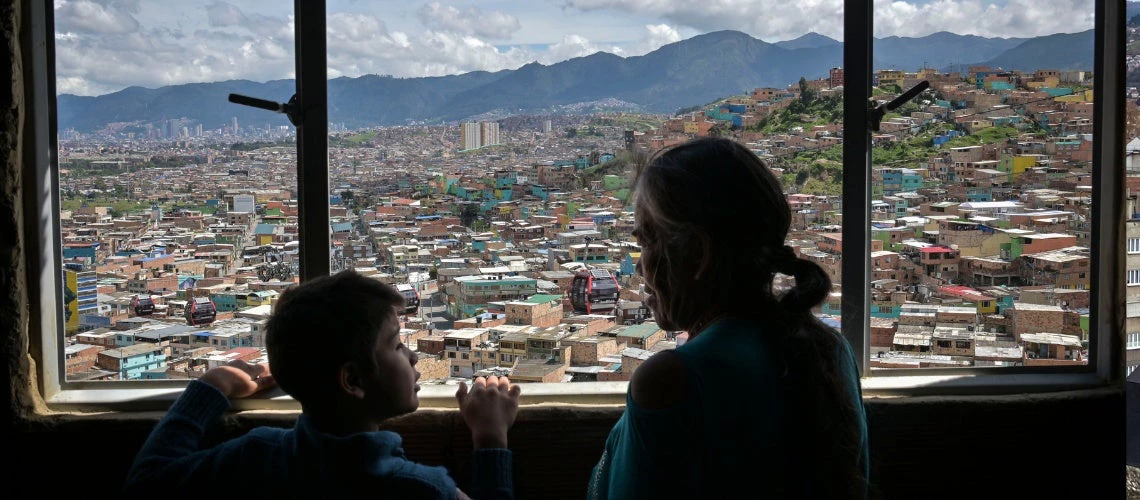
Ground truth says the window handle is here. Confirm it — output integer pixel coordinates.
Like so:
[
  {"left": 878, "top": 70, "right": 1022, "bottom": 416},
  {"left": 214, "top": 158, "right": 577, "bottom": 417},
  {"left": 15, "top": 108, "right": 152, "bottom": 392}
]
[
  {"left": 869, "top": 80, "right": 930, "bottom": 132},
  {"left": 228, "top": 93, "right": 301, "bottom": 126}
]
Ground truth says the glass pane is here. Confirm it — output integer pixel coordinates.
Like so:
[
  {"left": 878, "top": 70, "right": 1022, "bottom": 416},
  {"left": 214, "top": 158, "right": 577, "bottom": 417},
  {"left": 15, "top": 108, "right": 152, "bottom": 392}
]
[
  {"left": 871, "top": 0, "right": 1095, "bottom": 369},
  {"left": 55, "top": 1, "right": 296, "bottom": 381},
  {"left": 1126, "top": 9, "right": 1140, "bottom": 376},
  {"left": 325, "top": 2, "right": 844, "bottom": 382}
]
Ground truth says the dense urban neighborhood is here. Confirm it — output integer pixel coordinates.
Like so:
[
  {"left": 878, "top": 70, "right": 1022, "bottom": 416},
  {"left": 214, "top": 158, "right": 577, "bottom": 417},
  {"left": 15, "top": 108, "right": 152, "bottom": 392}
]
[{"left": 57, "top": 59, "right": 1140, "bottom": 385}]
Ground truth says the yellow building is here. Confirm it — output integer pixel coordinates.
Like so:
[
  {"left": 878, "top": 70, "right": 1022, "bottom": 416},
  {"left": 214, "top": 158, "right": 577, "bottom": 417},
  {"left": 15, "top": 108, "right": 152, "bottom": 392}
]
[
  {"left": 877, "top": 70, "right": 905, "bottom": 88},
  {"left": 1004, "top": 155, "right": 1037, "bottom": 179},
  {"left": 1055, "top": 89, "right": 1094, "bottom": 103},
  {"left": 683, "top": 121, "right": 700, "bottom": 134}
]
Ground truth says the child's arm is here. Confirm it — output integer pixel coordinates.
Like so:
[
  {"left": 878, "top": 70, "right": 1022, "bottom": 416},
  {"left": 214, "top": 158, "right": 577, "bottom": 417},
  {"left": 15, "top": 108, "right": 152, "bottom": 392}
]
[
  {"left": 123, "top": 360, "right": 274, "bottom": 494},
  {"left": 455, "top": 376, "right": 521, "bottom": 500}
]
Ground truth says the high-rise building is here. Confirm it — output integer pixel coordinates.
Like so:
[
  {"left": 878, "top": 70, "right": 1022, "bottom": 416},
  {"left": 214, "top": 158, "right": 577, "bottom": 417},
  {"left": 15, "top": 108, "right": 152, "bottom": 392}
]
[
  {"left": 1127, "top": 192, "right": 1140, "bottom": 376},
  {"left": 481, "top": 121, "right": 500, "bottom": 147},
  {"left": 63, "top": 266, "right": 98, "bottom": 334},
  {"left": 543, "top": 119, "right": 553, "bottom": 134},
  {"left": 462, "top": 122, "right": 481, "bottom": 150},
  {"left": 232, "top": 116, "right": 239, "bottom": 134}
]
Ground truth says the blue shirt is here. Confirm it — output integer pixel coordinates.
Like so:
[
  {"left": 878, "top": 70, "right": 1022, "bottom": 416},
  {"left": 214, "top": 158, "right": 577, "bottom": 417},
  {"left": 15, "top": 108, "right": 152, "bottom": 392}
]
[
  {"left": 588, "top": 318, "right": 869, "bottom": 499},
  {"left": 124, "top": 380, "right": 514, "bottom": 499}
]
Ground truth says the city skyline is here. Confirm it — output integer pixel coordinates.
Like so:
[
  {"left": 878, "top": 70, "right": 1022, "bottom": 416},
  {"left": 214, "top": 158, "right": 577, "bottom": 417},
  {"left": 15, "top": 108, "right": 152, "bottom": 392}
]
[{"left": 54, "top": 0, "right": 1095, "bottom": 96}]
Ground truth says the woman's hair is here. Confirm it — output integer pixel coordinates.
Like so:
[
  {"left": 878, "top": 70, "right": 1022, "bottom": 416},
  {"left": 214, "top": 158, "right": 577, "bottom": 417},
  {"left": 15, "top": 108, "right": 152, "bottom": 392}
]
[
  {"left": 634, "top": 136, "right": 830, "bottom": 327},
  {"left": 633, "top": 136, "right": 866, "bottom": 497},
  {"left": 265, "top": 270, "right": 404, "bottom": 408}
]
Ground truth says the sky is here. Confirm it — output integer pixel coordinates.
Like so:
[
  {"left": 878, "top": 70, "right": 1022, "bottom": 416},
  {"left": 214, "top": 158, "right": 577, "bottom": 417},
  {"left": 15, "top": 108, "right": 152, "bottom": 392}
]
[{"left": 53, "top": 0, "right": 1096, "bottom": 96}]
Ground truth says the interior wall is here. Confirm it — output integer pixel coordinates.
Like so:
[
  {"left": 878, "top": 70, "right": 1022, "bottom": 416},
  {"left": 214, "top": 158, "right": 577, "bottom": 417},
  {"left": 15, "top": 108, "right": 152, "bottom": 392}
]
[{"left": 0, "top": 3, "right": 1125, "bottom": 499}]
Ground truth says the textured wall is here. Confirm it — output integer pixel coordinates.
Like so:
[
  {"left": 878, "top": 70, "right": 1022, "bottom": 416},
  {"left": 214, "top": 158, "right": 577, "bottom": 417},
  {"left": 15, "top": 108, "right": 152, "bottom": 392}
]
[{"left": 0, "top": 3, "right": 1126, "bottom": 499}]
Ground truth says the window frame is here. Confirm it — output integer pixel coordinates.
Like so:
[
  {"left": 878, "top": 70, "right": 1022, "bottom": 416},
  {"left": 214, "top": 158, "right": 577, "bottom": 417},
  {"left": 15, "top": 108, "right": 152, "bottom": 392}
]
[{"left": 28, "top": 0, "right": 1127, "bottom": 411}]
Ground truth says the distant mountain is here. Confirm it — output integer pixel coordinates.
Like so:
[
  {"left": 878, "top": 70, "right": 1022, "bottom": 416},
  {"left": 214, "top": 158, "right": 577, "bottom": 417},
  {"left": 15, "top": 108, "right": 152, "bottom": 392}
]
[
  {"left": 874, "top": 31, "right": 1026, "bottom": 72},
  {"left": 1129, "top": 1, "right": 1140, "bottom": 21},
  {"left": 972, "top": 30, "right": 1095, "bottom": 73},
  {"left": 774, "top": 32, "right": 841, "bottom": 50},
  {"left": 57, "top": 29, "right": 1094, "bottom": 132}
]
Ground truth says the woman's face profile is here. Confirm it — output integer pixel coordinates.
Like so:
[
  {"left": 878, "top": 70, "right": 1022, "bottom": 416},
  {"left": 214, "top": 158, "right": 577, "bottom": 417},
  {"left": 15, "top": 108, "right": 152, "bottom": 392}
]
[{"left": 632, "top": 219, "right": 669, "bottom": 328}]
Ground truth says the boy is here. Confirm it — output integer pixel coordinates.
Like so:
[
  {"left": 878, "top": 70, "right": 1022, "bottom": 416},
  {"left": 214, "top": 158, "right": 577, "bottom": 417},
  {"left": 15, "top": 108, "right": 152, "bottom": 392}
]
[{"left": 123, "top": 270, "right": 521, "bottom": 499}]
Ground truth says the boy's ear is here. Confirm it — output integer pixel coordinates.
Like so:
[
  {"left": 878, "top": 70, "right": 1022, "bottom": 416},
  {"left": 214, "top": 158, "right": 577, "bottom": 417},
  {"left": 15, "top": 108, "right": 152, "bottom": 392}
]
[{"left": 338, "top": 363, "right": 367, "bottom": 400}]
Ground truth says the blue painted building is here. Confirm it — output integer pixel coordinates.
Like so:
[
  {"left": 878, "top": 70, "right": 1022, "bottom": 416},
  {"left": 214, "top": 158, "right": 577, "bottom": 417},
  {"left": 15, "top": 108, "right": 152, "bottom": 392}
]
[
  {"left": 62, "top": 241, "right": 99, "bottom": 262},
  {"left": 102, "top": 344, "right": 165, "bottom": 380}
]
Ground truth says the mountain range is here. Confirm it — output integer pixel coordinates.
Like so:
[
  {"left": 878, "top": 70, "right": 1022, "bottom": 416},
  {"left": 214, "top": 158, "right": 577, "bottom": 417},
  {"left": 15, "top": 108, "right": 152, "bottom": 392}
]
[{"left": 57, "top": 29, "right": 1095, "bottom": 132}]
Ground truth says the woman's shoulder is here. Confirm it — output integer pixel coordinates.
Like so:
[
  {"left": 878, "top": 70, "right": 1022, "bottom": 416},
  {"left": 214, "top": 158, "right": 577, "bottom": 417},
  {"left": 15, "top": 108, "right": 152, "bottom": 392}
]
[{"left": 629, "top": 349, "right": 687, "bottom": 410}]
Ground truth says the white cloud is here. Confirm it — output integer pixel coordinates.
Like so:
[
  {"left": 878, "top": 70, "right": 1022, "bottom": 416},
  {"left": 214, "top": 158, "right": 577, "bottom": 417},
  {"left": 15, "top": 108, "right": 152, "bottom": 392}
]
[
  {"left": 873, "top": 0, "right": 1094, "bottom": 38},
  {"left": 562, "top": 0, "right": 1093, "bottom": 41},
  {"left": 416, "top": 2, "right": 523, "bottom": 40},
  {"left": 205, "top": 2, "right": 245, "bottom": 27},
  {"left": 541, "top": 34, "right": 603, "bottom": 63},
  {"left": 562, "top": 0, "right": 845, "bottom": 42},
  {"left": 55, "top": 3, "right": 295, "bottom": 95},
  {"left": 53, "top": 0, "right": 1098, "bottom": 96},
  {"left": 636, "top": 23, "right": 682, "bottom": 54},
  {"left": 55, "top": 0, "right": 140, "bottom": 34}
]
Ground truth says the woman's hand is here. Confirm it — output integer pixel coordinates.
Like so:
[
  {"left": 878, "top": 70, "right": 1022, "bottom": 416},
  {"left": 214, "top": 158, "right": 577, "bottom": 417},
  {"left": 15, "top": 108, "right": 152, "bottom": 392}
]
[
  {"left": 455, "top": 375, "right": 522, "bottom": 449},
  {"left": 198, "top": 359, "right": 276, "bottom": 399}
]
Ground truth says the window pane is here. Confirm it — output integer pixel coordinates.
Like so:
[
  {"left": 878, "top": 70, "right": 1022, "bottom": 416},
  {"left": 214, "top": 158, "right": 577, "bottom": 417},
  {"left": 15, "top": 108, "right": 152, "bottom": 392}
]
[
  {"left": 324, "top": 2, "right": 844, "bottom": 383},
  {"left": 55, "top": 2, "right": 296, "bottom": 381},
  {"left": 1127, "top": 12, "right": 1140, "bottom": 377},
  {"left": 870, "top": 0, "right": 1095, "bottom": 369}
]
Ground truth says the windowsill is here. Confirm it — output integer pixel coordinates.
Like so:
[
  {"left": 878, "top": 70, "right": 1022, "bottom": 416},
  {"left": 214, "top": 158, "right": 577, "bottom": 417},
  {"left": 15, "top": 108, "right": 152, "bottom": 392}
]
[{"left": 42, "top": 372, "right": 1116, "bottom": 414}]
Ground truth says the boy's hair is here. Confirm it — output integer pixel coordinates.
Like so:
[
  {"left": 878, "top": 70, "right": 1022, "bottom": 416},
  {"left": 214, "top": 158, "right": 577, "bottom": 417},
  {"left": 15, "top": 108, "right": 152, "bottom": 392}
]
[{"left": 266, "top": 270, "right": 405, "bottom": 407}]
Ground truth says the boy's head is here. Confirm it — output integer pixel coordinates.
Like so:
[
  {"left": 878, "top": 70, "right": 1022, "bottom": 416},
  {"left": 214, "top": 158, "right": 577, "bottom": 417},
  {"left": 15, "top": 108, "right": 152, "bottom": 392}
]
[{"left": 267, "top": 271, "right": 421, "bottom": 421}]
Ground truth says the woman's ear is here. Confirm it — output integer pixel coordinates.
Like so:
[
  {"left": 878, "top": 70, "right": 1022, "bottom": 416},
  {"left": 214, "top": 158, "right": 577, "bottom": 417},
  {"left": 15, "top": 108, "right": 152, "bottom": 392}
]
[{"left": 338, "top": 362, "right": 367, "bottom": 400}]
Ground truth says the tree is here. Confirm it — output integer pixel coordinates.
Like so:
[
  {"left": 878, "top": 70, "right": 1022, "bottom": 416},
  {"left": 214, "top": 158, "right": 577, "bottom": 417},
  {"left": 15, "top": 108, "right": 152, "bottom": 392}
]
[{"left": 799, "top": 77, "right": 814, "bottom": 105}]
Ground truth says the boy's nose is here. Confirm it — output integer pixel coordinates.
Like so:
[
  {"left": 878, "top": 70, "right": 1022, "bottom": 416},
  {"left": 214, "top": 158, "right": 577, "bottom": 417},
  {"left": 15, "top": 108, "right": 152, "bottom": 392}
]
[{"left": 408, "top": 349, "right": 418, "bottom": 365}]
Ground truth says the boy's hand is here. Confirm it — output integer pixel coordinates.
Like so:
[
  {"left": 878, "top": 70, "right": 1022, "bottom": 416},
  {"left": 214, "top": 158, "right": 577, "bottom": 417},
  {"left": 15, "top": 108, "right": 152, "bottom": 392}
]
[
  {"left": 198, "top": 359, "right": 276, "bottom": 399},
  {"left": 455, "top": 376, "right": 521, "bottom": 449}
]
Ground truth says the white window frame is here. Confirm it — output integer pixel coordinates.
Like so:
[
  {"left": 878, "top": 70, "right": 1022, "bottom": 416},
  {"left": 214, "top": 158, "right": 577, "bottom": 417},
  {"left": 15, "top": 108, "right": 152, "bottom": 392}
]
[
  {"left": 27, "top": 0, "right": 1126, "bottom": 412},
  {"left": 1129, "top": 270, "right": 1140, "bottom": 286},
  {"left": 1128, "top": 237, "right": 1140, "bottom": 254}
]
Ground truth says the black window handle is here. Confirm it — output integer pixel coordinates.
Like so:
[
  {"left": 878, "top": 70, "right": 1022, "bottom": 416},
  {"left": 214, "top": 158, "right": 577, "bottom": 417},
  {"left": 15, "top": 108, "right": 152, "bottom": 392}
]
[
  {"left": 869, "top": 80, "right": 930, "bottom": 132},
  {"left": 228, "top": 93, "right": 301, "bottom": 126}
]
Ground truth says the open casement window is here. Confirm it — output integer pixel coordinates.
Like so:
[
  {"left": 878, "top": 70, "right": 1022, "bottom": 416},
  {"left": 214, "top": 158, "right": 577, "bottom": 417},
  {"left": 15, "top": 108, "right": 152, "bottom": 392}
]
[
  {"left": 30, "top": 1, "right": 1126, "bottom": 412},
  {"left": 849, "top": 0, "right": 1125, "bottom": 394},
  {"left": 39, "top": 0, "right": 324, "bottom": 410}
]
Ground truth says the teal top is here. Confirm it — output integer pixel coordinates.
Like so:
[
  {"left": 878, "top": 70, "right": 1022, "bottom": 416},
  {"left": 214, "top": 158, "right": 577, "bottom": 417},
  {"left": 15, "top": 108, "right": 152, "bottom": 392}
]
[{"left": 587, "top": 318, "right": 869, "bottom": 499}]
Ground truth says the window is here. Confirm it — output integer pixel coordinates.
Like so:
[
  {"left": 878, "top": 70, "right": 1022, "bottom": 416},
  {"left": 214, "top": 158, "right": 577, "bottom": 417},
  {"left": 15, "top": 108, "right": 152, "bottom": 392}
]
[
  {"left": 1129, "top": 270, "right": 1140, "bottom": 286},
  {"left": 1129, "top": 333, "right": 1140, "bottom": 350},
  {"left": 1129, "top": 238, "right": 1140, "bottom": 254},
  {"left": 27, "top": 0, "right": 1124, "bottom": 409}
]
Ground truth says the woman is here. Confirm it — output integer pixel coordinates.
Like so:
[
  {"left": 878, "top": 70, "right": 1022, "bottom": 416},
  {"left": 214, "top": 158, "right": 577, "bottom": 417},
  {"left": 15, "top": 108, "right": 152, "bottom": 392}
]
[{"left": 588, "top": 137, "right": 869, "bottom": 499}]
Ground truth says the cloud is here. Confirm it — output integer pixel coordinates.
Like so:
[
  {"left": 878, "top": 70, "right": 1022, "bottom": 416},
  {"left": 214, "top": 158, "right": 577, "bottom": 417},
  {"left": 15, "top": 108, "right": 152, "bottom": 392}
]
[
  {"left": 637, "top": 24, "right": 681, "bottom": 54},
  {"left": 206, "top": 2, "right": 246, "bottom": 27},
  {"left": 55, "top": 0, "right": 140, "bottom": 34},
  {"left": 54, "top": 0, "right": 1096, "bottom": 96},
  {"left": 541, "top": 34, "right": 603, "bottom": 63},
  {"left": 416, "top": 2, "right": 522, "bottom": 39},
  {"left": 873, "top": 0, "right": 1094, "bottom": 38},
  {"left": 561, "top": 0, "right": 1093, "bottom": 40},
  {"left": 55, "top": 3, "right": 295, "bottom": 95}
]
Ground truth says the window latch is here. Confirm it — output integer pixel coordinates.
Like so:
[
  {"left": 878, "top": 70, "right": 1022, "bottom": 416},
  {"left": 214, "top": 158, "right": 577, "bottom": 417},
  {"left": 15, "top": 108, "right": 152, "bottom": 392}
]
[
  {"left": 227, "top": 93, "right": 301, "bottom": 126},
  {"left": 869, "top": 80, "right": 930, "bottom": 132}
]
